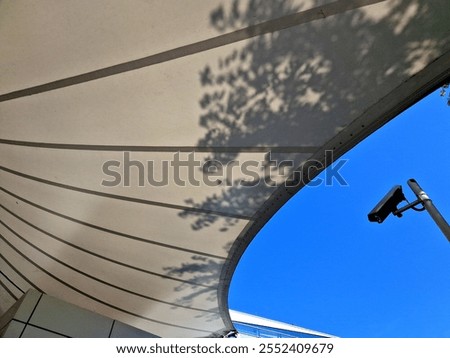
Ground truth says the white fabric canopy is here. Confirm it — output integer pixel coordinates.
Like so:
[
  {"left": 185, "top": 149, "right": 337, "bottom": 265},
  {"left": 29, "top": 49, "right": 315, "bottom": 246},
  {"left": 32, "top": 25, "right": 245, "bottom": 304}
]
[{"left": 1, "top": 0, "right": 449, "bottom": 337}]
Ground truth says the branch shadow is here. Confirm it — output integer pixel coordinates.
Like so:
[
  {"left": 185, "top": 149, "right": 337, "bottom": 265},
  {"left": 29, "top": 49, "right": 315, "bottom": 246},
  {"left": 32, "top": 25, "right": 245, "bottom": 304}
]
[{"left": 166, "top": 0, "right": 448, "bottom": 310}]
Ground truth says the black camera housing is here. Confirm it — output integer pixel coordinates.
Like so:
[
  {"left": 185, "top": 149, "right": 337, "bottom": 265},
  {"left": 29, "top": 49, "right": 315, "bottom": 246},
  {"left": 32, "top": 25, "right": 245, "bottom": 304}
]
[{"left": 368, "top": 185, "right": 406, "bottom": 223}]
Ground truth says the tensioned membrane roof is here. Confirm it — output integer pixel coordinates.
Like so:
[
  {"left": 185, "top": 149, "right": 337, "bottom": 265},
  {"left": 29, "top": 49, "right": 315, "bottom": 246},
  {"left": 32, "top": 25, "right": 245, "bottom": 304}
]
[{"left": 0, "top": 0, "right": 449, "bottom": 337}]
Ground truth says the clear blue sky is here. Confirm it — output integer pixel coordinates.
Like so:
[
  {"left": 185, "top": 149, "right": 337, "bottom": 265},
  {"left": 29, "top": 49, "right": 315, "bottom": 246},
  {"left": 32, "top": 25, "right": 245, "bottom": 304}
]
[{"left": 229, "top": 88, "right": 450, "bottom": 338}]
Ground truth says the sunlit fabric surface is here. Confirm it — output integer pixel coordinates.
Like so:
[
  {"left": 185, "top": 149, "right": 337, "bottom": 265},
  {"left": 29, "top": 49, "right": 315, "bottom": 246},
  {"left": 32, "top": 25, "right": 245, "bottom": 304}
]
[{"left": 0, "top": 0, "right": 449, "bottom": 337}]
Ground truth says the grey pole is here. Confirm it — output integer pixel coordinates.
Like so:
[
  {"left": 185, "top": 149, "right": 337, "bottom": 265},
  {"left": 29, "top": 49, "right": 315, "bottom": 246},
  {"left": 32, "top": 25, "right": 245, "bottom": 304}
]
[{"left": 407, "top": 179, "right": 450, "bottom": 242}]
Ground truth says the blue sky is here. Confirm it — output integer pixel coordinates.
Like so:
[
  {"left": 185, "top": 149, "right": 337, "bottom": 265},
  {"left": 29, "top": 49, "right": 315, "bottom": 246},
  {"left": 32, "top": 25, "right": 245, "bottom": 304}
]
[{"left": 229, "top": 89, "right": 450, "bottom": 338}]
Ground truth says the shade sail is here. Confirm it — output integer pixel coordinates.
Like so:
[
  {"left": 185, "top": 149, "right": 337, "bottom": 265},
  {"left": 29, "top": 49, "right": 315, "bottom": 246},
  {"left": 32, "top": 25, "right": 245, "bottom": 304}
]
[{"left": 1, "top": 0, "right": 449, "bottom": 337}]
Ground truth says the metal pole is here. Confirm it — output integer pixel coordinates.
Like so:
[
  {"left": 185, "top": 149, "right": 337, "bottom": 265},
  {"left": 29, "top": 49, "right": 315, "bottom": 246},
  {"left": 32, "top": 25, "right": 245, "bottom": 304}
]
[{"left": 407, "top": 179, "right": 450, "bottom": 242}]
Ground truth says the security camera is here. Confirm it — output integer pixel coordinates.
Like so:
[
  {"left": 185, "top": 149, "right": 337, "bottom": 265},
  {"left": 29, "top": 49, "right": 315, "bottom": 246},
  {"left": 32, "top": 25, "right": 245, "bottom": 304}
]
[{"left": 368, "top": 185, "right": 406, "bottom": 223}]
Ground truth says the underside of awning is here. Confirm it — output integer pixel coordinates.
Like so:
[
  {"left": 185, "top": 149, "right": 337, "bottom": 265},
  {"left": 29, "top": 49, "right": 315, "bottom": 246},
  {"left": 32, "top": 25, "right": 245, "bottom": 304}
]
[{"left": 1, "top": 0, "right": 449, "bottom": 337}]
